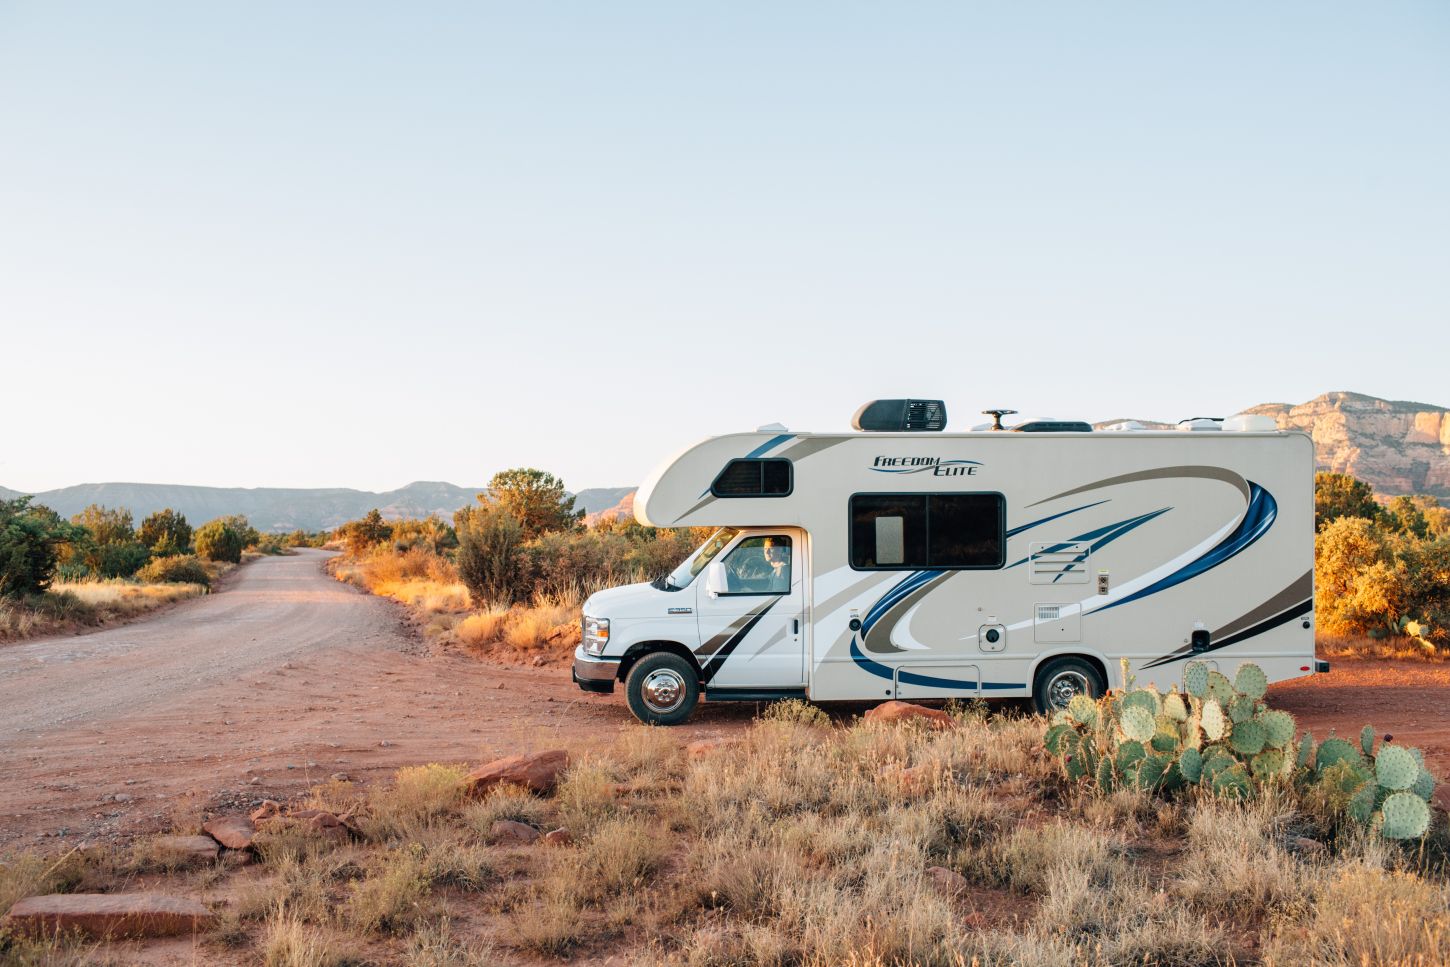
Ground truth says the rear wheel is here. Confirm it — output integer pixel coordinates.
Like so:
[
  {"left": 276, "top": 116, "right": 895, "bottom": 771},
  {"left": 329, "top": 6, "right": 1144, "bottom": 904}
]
[
  {"left": 625, "top": 652, "right": 700, "bottom": 726},
  {"left": 1033, "top": 657, "right": 1106, "bottom": 715}
]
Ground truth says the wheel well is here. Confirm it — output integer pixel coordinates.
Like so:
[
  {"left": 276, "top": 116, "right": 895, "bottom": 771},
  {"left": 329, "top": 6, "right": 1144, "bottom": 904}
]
[
  {"left": 617, "top": 641, "right": 700, "bottom": 682},
  {"left": 1033, "top": 653, "right": 1109, "bottom": 693}
]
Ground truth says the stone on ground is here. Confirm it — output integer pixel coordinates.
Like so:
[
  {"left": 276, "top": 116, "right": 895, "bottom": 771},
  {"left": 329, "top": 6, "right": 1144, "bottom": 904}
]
[
  {"left": 462, "top": 750, "right": 569, "bottom": 796},
  {"left": 150, "top": 836, "right": 220, "bottom": 865},
  {"left": 202, "top": 814, "right": 256, "bottom": 850},
  {"left": 3, "top": 894, "right": 212, "bottom": 939},
  {"left": 863, "top": 701, "right": 955, "bottom": 730},
  {"left": 489, "top": 819, "right": 542, "bottom": 845}
]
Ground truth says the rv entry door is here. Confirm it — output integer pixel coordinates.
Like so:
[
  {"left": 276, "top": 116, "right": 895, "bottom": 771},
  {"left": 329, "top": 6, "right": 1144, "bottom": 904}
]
[{"left": 697, "top": 530, "right": 806, "bottom": 689}]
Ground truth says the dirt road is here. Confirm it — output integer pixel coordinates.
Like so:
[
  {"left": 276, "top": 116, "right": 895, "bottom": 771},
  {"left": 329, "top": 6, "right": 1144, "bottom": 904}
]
[{"left": 1, "top": 550, "right": 1446, "bottom": 850}]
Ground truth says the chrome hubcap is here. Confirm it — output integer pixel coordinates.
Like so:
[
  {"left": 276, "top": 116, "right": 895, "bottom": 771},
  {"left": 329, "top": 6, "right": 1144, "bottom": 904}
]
[
  {"left": 641, "top": 669, "right": 686, "bottom": 713},
  {"left": 1047, "top": 671, "right": 1090, "bottom": 710}
]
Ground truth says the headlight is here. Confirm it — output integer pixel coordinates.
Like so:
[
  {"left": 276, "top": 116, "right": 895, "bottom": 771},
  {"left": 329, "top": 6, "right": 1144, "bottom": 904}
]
[{"left": 583, "top": 615, "right": 610, "bottom": 656}]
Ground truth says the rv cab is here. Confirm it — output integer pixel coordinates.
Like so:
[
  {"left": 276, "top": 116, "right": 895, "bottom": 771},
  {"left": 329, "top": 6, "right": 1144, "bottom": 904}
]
[{"left": 573, "top": 400, "right": 1321, "bottom": 725}]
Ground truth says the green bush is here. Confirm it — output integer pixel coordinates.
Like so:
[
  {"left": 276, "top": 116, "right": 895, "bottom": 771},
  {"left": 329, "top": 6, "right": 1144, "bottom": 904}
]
[
  {"left": 1, "top": 498, "right": 83, "bottom": 597},
  {"left": 194, "top": 520, "right": 245, "bottom": 564},
  {"left": 136, "top": 554, "right": 211, "bottom": 588},
  {"left": 455, "top": 502, "right": 525, "bottom": 606},
  {"left": 339, "top": 509, "right": 392, "bottom": 556},
  {"left": 138, "top": 508, "right": 192, "bottom": 556},
  {"left": 94, "top": 541, "right": 151, "bottom": 579}
]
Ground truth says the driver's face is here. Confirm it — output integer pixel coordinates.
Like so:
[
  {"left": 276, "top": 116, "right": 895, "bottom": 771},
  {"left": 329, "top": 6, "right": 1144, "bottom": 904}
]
[{"left": 764, "top": 545, "right": 787, "bottom": 565}]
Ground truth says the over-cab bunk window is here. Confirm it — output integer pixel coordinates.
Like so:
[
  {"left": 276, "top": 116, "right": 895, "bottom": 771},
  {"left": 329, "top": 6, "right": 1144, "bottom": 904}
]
[
  {"left": 710, "top": 458, "right": 793, "bottom": 497},
  {"left": 849, "top": 493, "right": 1005, "bottom": 570}
]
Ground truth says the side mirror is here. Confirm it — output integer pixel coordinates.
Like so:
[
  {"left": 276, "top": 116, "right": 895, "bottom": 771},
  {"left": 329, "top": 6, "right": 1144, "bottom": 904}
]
[{"left": 705, "top": 562, "right": 727, "bottom": 598}]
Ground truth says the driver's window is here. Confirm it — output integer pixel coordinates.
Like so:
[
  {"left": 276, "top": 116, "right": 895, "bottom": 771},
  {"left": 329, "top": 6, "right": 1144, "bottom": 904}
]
[{"left": 721, "top": 535, "right": 792, "bottom": 595}]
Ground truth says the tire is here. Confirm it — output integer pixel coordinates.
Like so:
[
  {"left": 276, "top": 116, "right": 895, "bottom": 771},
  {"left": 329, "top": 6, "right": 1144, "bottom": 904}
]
[
  {"left": 625, "top": 652, "right": 700, "bottom": 726},
  {"left": 1033, "top": 657, "right": 1106, "bottom": 715}
]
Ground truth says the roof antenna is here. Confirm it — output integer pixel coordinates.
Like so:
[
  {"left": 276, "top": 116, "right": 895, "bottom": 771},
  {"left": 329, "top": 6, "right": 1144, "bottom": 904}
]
[{"left": 982, "top": 409, "right": 1017, "bottom": 431}]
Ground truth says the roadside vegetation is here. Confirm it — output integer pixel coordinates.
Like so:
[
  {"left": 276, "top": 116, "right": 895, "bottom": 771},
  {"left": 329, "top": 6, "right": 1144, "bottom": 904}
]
[
  {"left": 2, "top": 687, "right": 1446, "bottom": 966},
  {"left": 1314, "top": 472, "right": 1450, "bottom": 659},
  {"left": 329, "top": 469, "right": 708, "bottom": 664},
  {"left": 0, "top": 498, "right": 311, "bottom": 643}
]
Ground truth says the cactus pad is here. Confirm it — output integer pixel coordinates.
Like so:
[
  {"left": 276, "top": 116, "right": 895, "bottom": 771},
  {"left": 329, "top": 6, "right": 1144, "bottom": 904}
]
[
  {"left": 1203, "top": 752, "right": 1236, "bottom": 783},
  {"left": 1116, "top": 740, "right": 1146, "bottom": 772},
  {"left": 1067, "top": 694, "right": 1098, "bottom": 727},
  {"left": 1179, "top": 747, "right": 1204, "bottom": 783},
  {"left": 1379, "top": 791, "right": 1431, "bottom": 839},
  {"left": 1231, "top": 719, "right": 1267, "bottom": 756},
  {"left": 1230, "top": 695, "right": 1257, "bottom": 724},
  {"left": 1163, "top": 692, "right": 1188, "bottom": 722},
  {"left": 1360, "top": 724, "right": 1375, "bottom": 758},
  {"left": 1316, "top": 737, "right": 1363, "bottom": 772},
  {"left": 1412, "top": 767, "right": 1435, "bottom": 802},
  {"left": 1137, "top": 754, "right": 1171, "bottom": 790},
  {"left": 1348, "top": 781, "right": 1378, "bottom": 824},
  {"left": 1251, "top": 749, "right": 1286, "bottom": 781},
  {"left": 1211, "top": 763, "right": 1251, "bottom": 799},
  {"left": 1120, "top": 706, "right": 1156, "bottom": 743},
  {"left": 1201, "top": 700, "right": 1227, "bottom": 741},
  {"left": 1185, "top": 661, "right": 1209, "bottom": 698},
  {"left": 1234, "top": 662, "right": 1268, "bottom": 700},
  {"left": 1095, "top": 754, "right": 1116, "bottom": 791},
  {"left": 1375, "top": 745, "right": 1419, "bottom": 791},
  {"left": 1065, "top": 751, "right": 1087, "bottom": 780},
  {"left": 1296, "top": 732, "right": 1315, "bottom": 769},
  {"left": 1207, "top": 670, "right": 1236, "bottom": 704},
  {"left": 1260, "top": 710, "right": 1296, "bottom": 749},
  {"left": 1122, "top": 690, "right": 1160, "bottom": 717}
]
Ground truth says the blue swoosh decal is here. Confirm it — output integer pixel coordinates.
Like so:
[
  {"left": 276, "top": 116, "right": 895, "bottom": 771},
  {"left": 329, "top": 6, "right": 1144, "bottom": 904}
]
[
  {"left": 850, "top": 637, "right": 1021, "bottom": 691},
  {"left": 1006, "top": 507, "right": 1172, "bottom": 569},
  {"left": 1091, "top": 483, "right": 1276, "bottom": 614}
]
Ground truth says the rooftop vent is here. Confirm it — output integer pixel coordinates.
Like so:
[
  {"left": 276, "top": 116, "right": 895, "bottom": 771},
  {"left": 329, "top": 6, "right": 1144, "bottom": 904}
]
[
  {"left": 852, "top": 399, "right": 947, "bottom": 432},
  {"left": 1012, "top": 420, "right": 1092, "bottom": 433}
]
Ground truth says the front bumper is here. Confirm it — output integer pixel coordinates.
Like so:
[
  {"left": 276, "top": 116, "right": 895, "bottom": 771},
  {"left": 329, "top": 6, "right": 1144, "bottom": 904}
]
[{"left": 572, "top": 648, "right": 620, "bottom": 694}]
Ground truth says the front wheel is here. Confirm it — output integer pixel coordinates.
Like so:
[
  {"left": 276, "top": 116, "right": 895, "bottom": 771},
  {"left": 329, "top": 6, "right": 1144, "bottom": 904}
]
[
  {"left": 1033, "top": 657, "right": 1106, "bottom": 715},
  {"left": 625, "top": 652, "right": 700, "bottom": 726}
]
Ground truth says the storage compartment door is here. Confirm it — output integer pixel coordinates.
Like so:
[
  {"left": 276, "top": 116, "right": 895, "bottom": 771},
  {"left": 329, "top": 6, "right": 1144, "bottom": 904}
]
[{"left": 894, "top": 662, "right": 982, "bottom": 700}]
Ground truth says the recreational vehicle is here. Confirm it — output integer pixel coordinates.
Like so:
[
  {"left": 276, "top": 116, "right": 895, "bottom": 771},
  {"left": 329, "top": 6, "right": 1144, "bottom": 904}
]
[{"left": 573, "top": 400, "right": 1324, "bottom": 725}]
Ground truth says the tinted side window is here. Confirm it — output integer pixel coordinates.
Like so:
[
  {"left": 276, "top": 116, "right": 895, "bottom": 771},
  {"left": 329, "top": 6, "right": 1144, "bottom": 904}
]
[
  {"left": 850, "top": 493, "right": 1004, "bottom": 569},
  {"left": 711, "top": 458, "right": 792, "bottom": 497}
]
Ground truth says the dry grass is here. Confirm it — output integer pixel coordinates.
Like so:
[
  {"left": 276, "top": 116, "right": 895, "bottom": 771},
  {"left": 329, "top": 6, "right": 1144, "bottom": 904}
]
[
  {"left": 330, "top": 549, "right": 584, "bottom": 663},
  {"left": 5, "top": 706, "right": 1447, "bottom": 964},
  {"left": 0, "top": 581, "right": 205, "bottom": 643},
  {"left": 1318, "top": 632, "right": 1445, "bottom": 662}
]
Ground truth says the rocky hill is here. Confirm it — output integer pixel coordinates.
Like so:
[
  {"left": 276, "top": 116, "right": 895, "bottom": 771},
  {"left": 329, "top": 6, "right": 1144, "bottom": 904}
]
[
  {"left": 1, "top": 481, "right": 636, "bottom": 532},
  {"left": 1099, "top": 392, "right": 1450, "bottom": 498},
  {"left": 1245, "top": 393, "right": 1450, "bottom": 498}
]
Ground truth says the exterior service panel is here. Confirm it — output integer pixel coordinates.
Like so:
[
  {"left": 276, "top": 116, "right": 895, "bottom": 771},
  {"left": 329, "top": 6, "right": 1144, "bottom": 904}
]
[{"left": 631, "top": 429, "right": 1315, "bottom": 703}]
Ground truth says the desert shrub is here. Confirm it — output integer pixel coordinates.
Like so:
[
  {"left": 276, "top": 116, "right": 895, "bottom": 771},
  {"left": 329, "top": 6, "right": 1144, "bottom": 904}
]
[
  {"left": 194, "top": 519, "right": 245, "bottom": 563},
  {"left": 338, "top": 509, "right": 391, "bottom": 556},
  {"left": 93, "top": 540, "right": 151, "bottom": 579},
  {"left": 1, "top": 498, "right": 83, "bottom": 597},
  {"left": 1316, "top": 472, "right": 1382, "bottom": 530},
  {"left": 485, "top": 468, "right": 581, "bottom": 540},
  {"left": 138, "top": 508, "right": 192, "bottom": 556},
  {"left": 390, "top": 515, "right": 457, "bottom": 553},
  {"left": 136, "top": 554, "right": 211, "bottom": 588},
  {"left": 455, "top": 502, "right": 525, "bottom": 606}
]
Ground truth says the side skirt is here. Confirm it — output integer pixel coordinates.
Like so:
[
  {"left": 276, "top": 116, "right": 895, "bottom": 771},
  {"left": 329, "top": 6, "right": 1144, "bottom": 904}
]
[{"left": 705, "top": 687, "right": 808, "bottom": 703}]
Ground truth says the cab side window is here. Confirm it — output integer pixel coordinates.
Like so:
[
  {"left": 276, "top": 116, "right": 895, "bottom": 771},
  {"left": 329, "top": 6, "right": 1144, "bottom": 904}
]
[{"left": 721, "top": 536, "right": 792, "bottom": 594}]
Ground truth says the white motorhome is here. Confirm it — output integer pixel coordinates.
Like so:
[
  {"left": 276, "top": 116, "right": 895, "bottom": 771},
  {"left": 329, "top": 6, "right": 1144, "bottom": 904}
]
[{"left": 573, "top": 400, "right": 1324, "bottom": 725}]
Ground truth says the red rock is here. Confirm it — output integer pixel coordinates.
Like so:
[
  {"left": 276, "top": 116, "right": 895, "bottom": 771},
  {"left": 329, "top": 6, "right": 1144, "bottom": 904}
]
[
  {"left": 541, "top": 827, "right": 573, "bottom": 847},
  {"left": 3, "top": 893, "right": 212, "bottom": 939},
  {"left": 489, "top": 819, "right": 541, "bottom": 845},
  {"left": 462, "top": 750, "right": 569, "bottom": 797},
  {"left": 686, "top": 738, "right": 740, "bottom": 759},
  {"left": 863, "top": 701, "right": 955, "bottom": 730},
  {"left": 151, "top": 836, "right": 220, "bottom": 865},
  {"left": 926, "top": 866, "right": 968, "bottom": 897},
  {"left": 202, "top": 815, "right": 256, "bottom": 850},
  {"left": 249, "top": 800, "right": 284, "bottom": 823}
]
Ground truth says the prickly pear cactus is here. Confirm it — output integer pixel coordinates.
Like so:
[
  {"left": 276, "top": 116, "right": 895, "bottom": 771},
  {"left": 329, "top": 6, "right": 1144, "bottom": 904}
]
[
  {"left": 1296, "top": 732, "right": 1316, "bottom": 769},
  {"left": 1230, "top": 695, "right": 1257, "bottom": 725},
  {"left": 1185, "top": 661, "right": 1209, "bottom": 698},
  {"left": 1378, "top": 791, "right": 1430, "bottom": 839},
  {"left": 1316, "top": 737, "right": 1363, "bottom": 772},
  {"left": 1360, "top": 724, "right": 1375, "bottom": 758},
  {"left": 1179, "top": 747, "right": 1203, "bottom": 783},
  {"left": 1231, "top": 719, "right": 1267, "bottom": 756},
  {"left": 1234, "top": 662, "right": 1268, "bottom": 701},
  {"left": 1260, "top": 710, "right": 1296, "bottom": 749},
  {"left": 1116, "top": 740, "right": 1146, "bottom": 773},
  {"left": 1411, "top": 767, "right": 1435, "bottom": 802},
  {"left": 1375, "top": 745, "right": 1419, "bottom": 791},
  {"left": 1121, "top": 689, "right": 1159, "bottom": 717},
  {"left": 1212, "top": 763, "right": 1251, "bottom": 799},
  {"left": 1207, "top": 670, "right": 1236, "bottom": 704},
  {"left": 1201, "top": 699, "right": 1227, "bottom": 742},
  {"left": 1251, "top": 749, "right": 1287, "bottom": 781},
  {"left": 1162, "top": 692, "right": 1188, "bottom": 722},
  {"left": 1137, "top": 754, "right": 1171, "bottom": 790},
  {"left": 1095, "top": 754, "right": 1116, "bottom": 791},
  {"left": 1120, "top": 706, "right": 1156, "bottom": 743},
  {"left": 1067, "top": 694, "right": 1097, "bottom": 727}
]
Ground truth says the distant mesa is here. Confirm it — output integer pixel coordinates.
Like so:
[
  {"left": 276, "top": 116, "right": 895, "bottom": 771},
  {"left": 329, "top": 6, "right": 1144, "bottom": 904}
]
[{"left": 6, "top": 393, "right": 1447, "bottom": 529}]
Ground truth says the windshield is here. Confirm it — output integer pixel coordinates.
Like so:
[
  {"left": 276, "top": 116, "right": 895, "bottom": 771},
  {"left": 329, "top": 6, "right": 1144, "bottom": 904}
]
[{"left": 659, "top": 527, "right": 740, "bottom": 591}]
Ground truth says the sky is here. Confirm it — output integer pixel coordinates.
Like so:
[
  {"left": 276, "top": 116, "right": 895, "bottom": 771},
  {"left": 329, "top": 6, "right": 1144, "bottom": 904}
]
[{"left": 2, "top": 2, "right": 1447, "bottom": 494}]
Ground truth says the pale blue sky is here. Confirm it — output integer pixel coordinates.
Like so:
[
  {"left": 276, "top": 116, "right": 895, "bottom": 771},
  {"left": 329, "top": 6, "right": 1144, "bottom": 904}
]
[{"left": 2, "top": 2, "right": 1447, "bottom": 493}]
